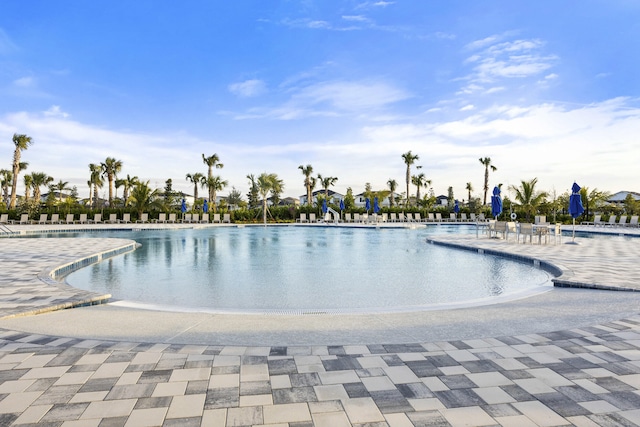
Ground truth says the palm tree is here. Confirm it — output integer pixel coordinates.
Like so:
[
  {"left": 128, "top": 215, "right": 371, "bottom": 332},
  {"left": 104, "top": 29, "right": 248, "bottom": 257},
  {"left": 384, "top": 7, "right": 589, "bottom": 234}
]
[
  {"left": 257, "top": 173, "right": 284, "bottom": 224},
  {"left": 100, "top": 157, "right": 123, "bottom": 206},
  {"left": 317, "top": 174, "right": 338, "bottom": 199},
  {"left": 411, "top": 173, "right": 430, "bottom": 203},
  {"left": 9, "top": 133, "right": 33, "bottom": 209},
  {"left": 246, "top": 174, "right": 259, "bottom": 209},
  {"left": 52, "top": 180, "right": 70, "bottom": 203},
  {"left": 1, "top": 169, "right": 12, "bottom": 206},
  {"left": 29, "top": 172, "right": 53, "bottom": 203},
  {"left": 185, "top": 172, "right": 204, "bottom": 202},
  {"left": 128, "top": 181, "right": 165, "bottom": 218},
  {"left": 23, "top": 174, "right": 33, "bottom": 202},
  {"left": 479, "top": 157, "right": 497, "bottom": 206},
  {"left": 465, "top": 182, "right": 474, "bottom": 207},
  {"left": 205, "top": 175, "right": 228, "bottom": 212},
  {"left": 202, "top": 153, "right": 223, "bottom": 203},
  {"left": 579, "top": 187, "right": 611, "bottom": 221},
  {"left": 115, "top": 174, "right": 139, "bottom": 206},
  {"left": 509, "top": 178, "right": 548, "bottom": 222},
  {"left": 298, "top": 164, "right": 315, "bottom": 206},
  {"left": 88, "top": 163, "right": 104, "bottom": 209},
  {"left": 387, "top": 179, "right": 398, "bottom": 207},
  {"left": 401, "top": 151, "right": 419, "bottom": 206}
]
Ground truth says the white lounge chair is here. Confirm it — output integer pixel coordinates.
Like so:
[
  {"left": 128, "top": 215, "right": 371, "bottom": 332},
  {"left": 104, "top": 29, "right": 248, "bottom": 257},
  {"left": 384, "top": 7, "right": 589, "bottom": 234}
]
[
  {"left": 626, "top": 215, "right": 638, "bottom": 228},
  {"left": 604, "top": 215, "right": 617, "bottom": 227},
  {"left": 435, "top": 213, "right": 443, "bottom": 222},
  {"left": 427, "top": 213, "right": 435, "bottom": 222},
  {"left": 0, "top": 214, "right": 8, "bottom": 224},
  {"left": 449, "top": 213, "right": 457, "bottom": 222},
  {"left": 77, "top": 214, "right": 88, "bottom": 224},
  {"left": 212, "top": 213, "right": 221, "bottom": 223},
  {"left": 120, "top": 213, "right": 131, "bottom": 224},
  {"left": 309, "top": 213, "right": 317, "bottom": 223},
  {"left": 155, "top": 213, "right": 167, "bottom": 223},
  {"left": 65, "top": 214, "right": 75, "bottom": 224},
  {"left": 37, "top": 213, "right": 48, "bottom": 224},
  {"left": 89, "top": 213, "right": 102, "bottom": 224},
  {"left": 297, "top": 213, "right": 308, "bottom": 223},
  {"left": 11, "top": 213, "right": 29, "bottom": 224},
  {"left": 460, "top": 213, "right": 469, "bottom": 222},
  {"left": 137, "top": 213, "right": 149, "bottom": 223},
  {"left": 616, "top": 215, "right": 627, "bottom": 227},
  {"left": 49, "top": 213, "right": 60, "bottom": 224},
  {"left": 352, "top": 213, "right": 360, "bottom": 223},
  {"left": 107, "top": 213, "right": 118, "bottom": 223},
  {"left": 519, "top": 222, "right": 534, "bottom": 244},
  {"left": 191, "top": 213, "right": 199, "bottom": 223},
  {"left": 167, "top": 213, "right": 177, "bottom": 223},
  {"left": 581, "top": 214, "right": 601, "bottom": 225},
  {"left": 470, "top": 213, "right": 477, "bottom": 222},
  {"left": 201, "top": 213, "right": 209, "bottom": 223},
  {"left": 223, "top": 214, "right": 231, "bottom": 223},
  {"left": 182, "top": 213, "right": 192, "bottom": 223}
]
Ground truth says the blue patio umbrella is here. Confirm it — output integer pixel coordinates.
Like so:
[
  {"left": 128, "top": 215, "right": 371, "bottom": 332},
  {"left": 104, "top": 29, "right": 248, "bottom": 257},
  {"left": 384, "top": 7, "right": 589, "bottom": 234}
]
[
  {"left": 322, "top": 199, "right": 328, "bottom": 214},
  {"left": 454, "top": 200, "right": 460, "bottom": 214},
  {"left": 373, "top": 197, "right": 380, "bottom": 214},
  {"left": 339, "top": 199, "right": 345, "bottom": 211},
  {"left": 491, "top": 186, "right": 502, "bottom": 219},
  {"left": 203, "top": 199, "right": 209, "bottom": 214},
  {"left": 568, "top": 182, "right": 585, "bottom": 243},
  {"left": 181, "top": 199, "right": 187, "bottom": 213},
  {"left": 365, "top": 198, "right": 371, "bottom": 212}
]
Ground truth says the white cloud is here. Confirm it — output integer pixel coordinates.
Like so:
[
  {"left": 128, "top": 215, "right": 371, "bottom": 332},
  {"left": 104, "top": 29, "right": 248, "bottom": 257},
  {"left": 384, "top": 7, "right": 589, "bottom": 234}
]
[
  {"left": 43, "top": 105, "right": 69, "bottom": 118},
  {"left": 13, "top": 76, "right": 35, "bottom": 88},
  {"left": 228, "top": 79, "right": 267, "bottom": 98},
  {"left": 460, "top": 104, "right": 475, "bottom": 111}
]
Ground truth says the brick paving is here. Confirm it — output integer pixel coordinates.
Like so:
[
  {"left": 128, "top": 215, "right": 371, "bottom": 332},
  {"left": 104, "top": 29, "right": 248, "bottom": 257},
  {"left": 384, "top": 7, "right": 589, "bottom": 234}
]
[{"left": 0, "top": 224, "right": 640, "bottom": 426}]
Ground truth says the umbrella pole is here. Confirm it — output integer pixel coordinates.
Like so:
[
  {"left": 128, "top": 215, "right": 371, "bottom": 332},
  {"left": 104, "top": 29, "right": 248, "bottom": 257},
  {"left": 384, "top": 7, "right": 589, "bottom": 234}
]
[{"left": 572, "top": 218, "right": 576, "bottom": 243}]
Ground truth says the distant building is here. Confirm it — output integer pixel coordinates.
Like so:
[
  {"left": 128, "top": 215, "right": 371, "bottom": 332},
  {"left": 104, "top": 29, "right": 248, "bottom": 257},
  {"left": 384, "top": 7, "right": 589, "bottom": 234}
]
[
  {"left": 278, "top": 197, "right": 300, "bottom": 207},
  {"left": 353, "top": 192, "right": 401, "bottom": 208},
  {"left": 608, "top": 191, "right": 640, "bottom": 204},
  {"left": 299, "top": 190, "right": 344, "bottom": 206}
]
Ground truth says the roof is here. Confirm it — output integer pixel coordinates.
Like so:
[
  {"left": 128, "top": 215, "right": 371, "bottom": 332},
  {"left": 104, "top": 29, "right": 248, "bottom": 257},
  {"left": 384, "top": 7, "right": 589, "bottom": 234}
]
[{"left": 608, "top": 191, "right": 640, "bottom": 202}]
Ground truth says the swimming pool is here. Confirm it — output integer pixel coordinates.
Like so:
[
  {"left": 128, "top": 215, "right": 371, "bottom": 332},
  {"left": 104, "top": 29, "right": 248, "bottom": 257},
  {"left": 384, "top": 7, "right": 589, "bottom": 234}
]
[{"left": 61, "top": 226, "right": 553, "bottom": 313}]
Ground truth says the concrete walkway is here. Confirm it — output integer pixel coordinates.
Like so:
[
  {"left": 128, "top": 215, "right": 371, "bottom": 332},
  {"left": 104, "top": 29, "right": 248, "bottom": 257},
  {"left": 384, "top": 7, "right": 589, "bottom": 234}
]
[{"left": 1, "top": 225, "right": 640, "bottom": 426}]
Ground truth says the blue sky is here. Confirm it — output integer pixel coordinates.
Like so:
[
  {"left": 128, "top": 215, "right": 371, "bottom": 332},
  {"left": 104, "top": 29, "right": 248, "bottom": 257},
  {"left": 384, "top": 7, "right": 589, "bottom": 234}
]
[{"left": 1, "top": 1, "right": 639, "bottom": 201}]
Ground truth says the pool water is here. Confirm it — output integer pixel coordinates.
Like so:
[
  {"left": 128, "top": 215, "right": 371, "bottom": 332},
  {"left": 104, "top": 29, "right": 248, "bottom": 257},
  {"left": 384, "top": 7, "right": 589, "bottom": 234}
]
[{"left": 62, "top": 226, "right": 552, "bottom": 312}]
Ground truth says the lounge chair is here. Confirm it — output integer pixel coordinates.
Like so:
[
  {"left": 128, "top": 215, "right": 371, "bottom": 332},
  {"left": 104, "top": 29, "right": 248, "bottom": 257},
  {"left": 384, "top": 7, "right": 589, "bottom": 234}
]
[
  {"left": 155, "top": 213, "right": 167, "bottom": 223},
  {"left": 201, "top": 213, "right": 209, "bottom": 223},
  {"left": 427, "top": 213, "right": 435, "bottom": 222},
  {"left": 192, "top": 213, "right": 200, "bottom": 223},
  {"left": 167, "top": 213, "right": 177, "bottom": 223},
  {"left": 604, "top": 215, "right": 617, "bottom": 227},
  {"left": 379, "top": 213, "right": 388, "bottom": 223},
  {"left": 343, "top": 213, "right": 352, "bottom": 222},
  {"left": 435, "top": 213, "right": 443, "bottom": 222},
  {"left": 362, "top": 213, "right": 369, "bottom": 223},
  {"left": 352, "top": 213, "right": 360, "bottom": 223},
  {"left": 64, "top": 214, "right": 75, "bottom": 224},
  {"left": 223, "top": 213, "right": 231, "bottom": 223},
  {"left": 297, "top": 213, "right": 308, "bottom": 223},
  {"left": 414, "top": 213, "right": 422, "bottom": 222},
  {"left": 49, "top": 213, "right": 60, "bottom": 224},
  {"left": 11, "top": 213, "right": 29, "bottom": 224},
  {"left": 182, "top": 213, "right": 192, "bottom": 223},
  {"left": 121, "top": 213, "right": 131, "bottom": 224},
  {"left": 470, "top": 213, "right": 477, "bottom": 222},
  {"left": 107, "top": 213, "right": 118, "bottom": 223},
  {"left": 519, "top": 223, "right": 534, "bottom": 243},
  {"left": 89, "top": 213, "right": 102, "bottom": 224},
  {"left": 553, "top": 223, "right": 562, "bottom": 244},
  {"left": 616, "top": 215, "right": 627, "bottom": 227},
  {"left": 37, "top": 213, "right": 48, "bottom": 224},
  {"left": 581, "top": 214, "right": 601, "bottom": 226},
  {"left": 309, "top": 213, "right": 317, "bottom": 223},
  {"left": 387, "top": 212, "right": 396, "bottom": 222},
  {"left": 626, "top": 215, "right": 638, "bottom": 228},
  {"left": 77, "top": 214, "right": 88, "bottom": 224},
  {"left": 137, "top": 213, "right": 149, "bottom": 223},
  {"left": 459, "top": 213, "right": 468, "bottom": 222},
  {"left": 506, "top": 221, "right": 517, "bottom": 242},
  {"left": 449, "top": 213, "right": 457, "bottom": 222},
  {"left": 212, "top": 213, "right": 221, "bottom": 223},
  {"left": 0, "top": 214, "right": 8, "bottom": 224}
]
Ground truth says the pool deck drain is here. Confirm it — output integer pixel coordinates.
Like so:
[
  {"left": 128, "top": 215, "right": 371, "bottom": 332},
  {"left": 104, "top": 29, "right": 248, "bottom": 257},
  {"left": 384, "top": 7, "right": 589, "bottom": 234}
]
[{"left": 1, "top": 224, "right": 640, "bottom": 425}]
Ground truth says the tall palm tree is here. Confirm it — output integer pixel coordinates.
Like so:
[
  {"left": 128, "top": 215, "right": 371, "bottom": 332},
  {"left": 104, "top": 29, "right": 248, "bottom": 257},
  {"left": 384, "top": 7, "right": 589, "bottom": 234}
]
[
  {"left": 387, "top": 179, "right": 398, "bottom": 207},
  {"left": 509, "top": 177, "right": 548, "bottom": 222},
  {"left": 202, "top": 153, "right": 223, "bottom": 203},
  {"left": 205, "top": 175, "right": 228, "bottom": 212},
  {"left": 52, "top": 180, "right": 70, "bottom": 203},
  {"left": 88, "top": 163, "right": 104, "bottom": 208},
  {"left": 246, "top": 174, "right": 259, "bottom": 209},
  {"left": 9, "top": 133, "right": 33, "bottom": 209},
  {"left": 479, "top": 157, "right": 497, "bottom": 206},
  {"left": 115, "top": 174, "right": 139, "bottom": 207},
  {"left": 411, "top": 173, "right": 430, "bottom": 203},
  {"left": 317, "top": 174, "right": 338, "bottom": 199},
  {"left": 298, "top": 164, "right": 315, "bottom": 206},
  {"left": 100, "top": 157, "right": 123, "bottom": 206},
  {"left": 401, "top": 151, "right": 419, "bottom": 206},
  {"left": 30, "top": 172, "right": 53, "bottom": 203},
  {"left": 128, "top": 181, "right": 165, "bottom": 218},
  {"left": 257, "top": 172, "right": 284, "bottom": 224},
  {"left": 185, "top": 172, "right": 204, "bottom": 202},
  {"left": 1, "top": 169, "right": 12, "bottom": 206},
  {"left": 465, "top": 182, "right": 474, "bottom": 207}
]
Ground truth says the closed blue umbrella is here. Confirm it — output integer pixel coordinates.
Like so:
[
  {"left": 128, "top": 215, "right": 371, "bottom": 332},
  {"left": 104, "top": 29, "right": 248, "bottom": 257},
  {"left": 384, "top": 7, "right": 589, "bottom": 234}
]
[
  {"left": 322, "top": 199, "right": 328, "bottom": 214},
  {"left": 373, "top": 197, "right": 380, "bottom": 213},
  {"left": 568, "top": 182, "right": 584, "bottom": 243},
  {"left": 365, "top": 198, "right": 371, "bottom": 212},
  {"left": 181, "top": 199, "right": 187, "bottom": 213},
  {"left": 339, "top": 199, "right": 345, "bottom": 211},
  {"left": 454, "top": 200, "right": 460, "bottom": 214},
  {"left": 203, "top": 199, "right": 209, "bottom": 213},
  {"left": 491, "top": 186, "right": 502, "bottom": 219}
]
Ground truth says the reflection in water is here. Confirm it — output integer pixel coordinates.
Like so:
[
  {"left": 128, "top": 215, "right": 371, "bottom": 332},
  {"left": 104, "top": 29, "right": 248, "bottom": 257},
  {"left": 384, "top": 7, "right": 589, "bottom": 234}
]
[{"left": 64, "top": 227, "right": 551, "bottom": 310}]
